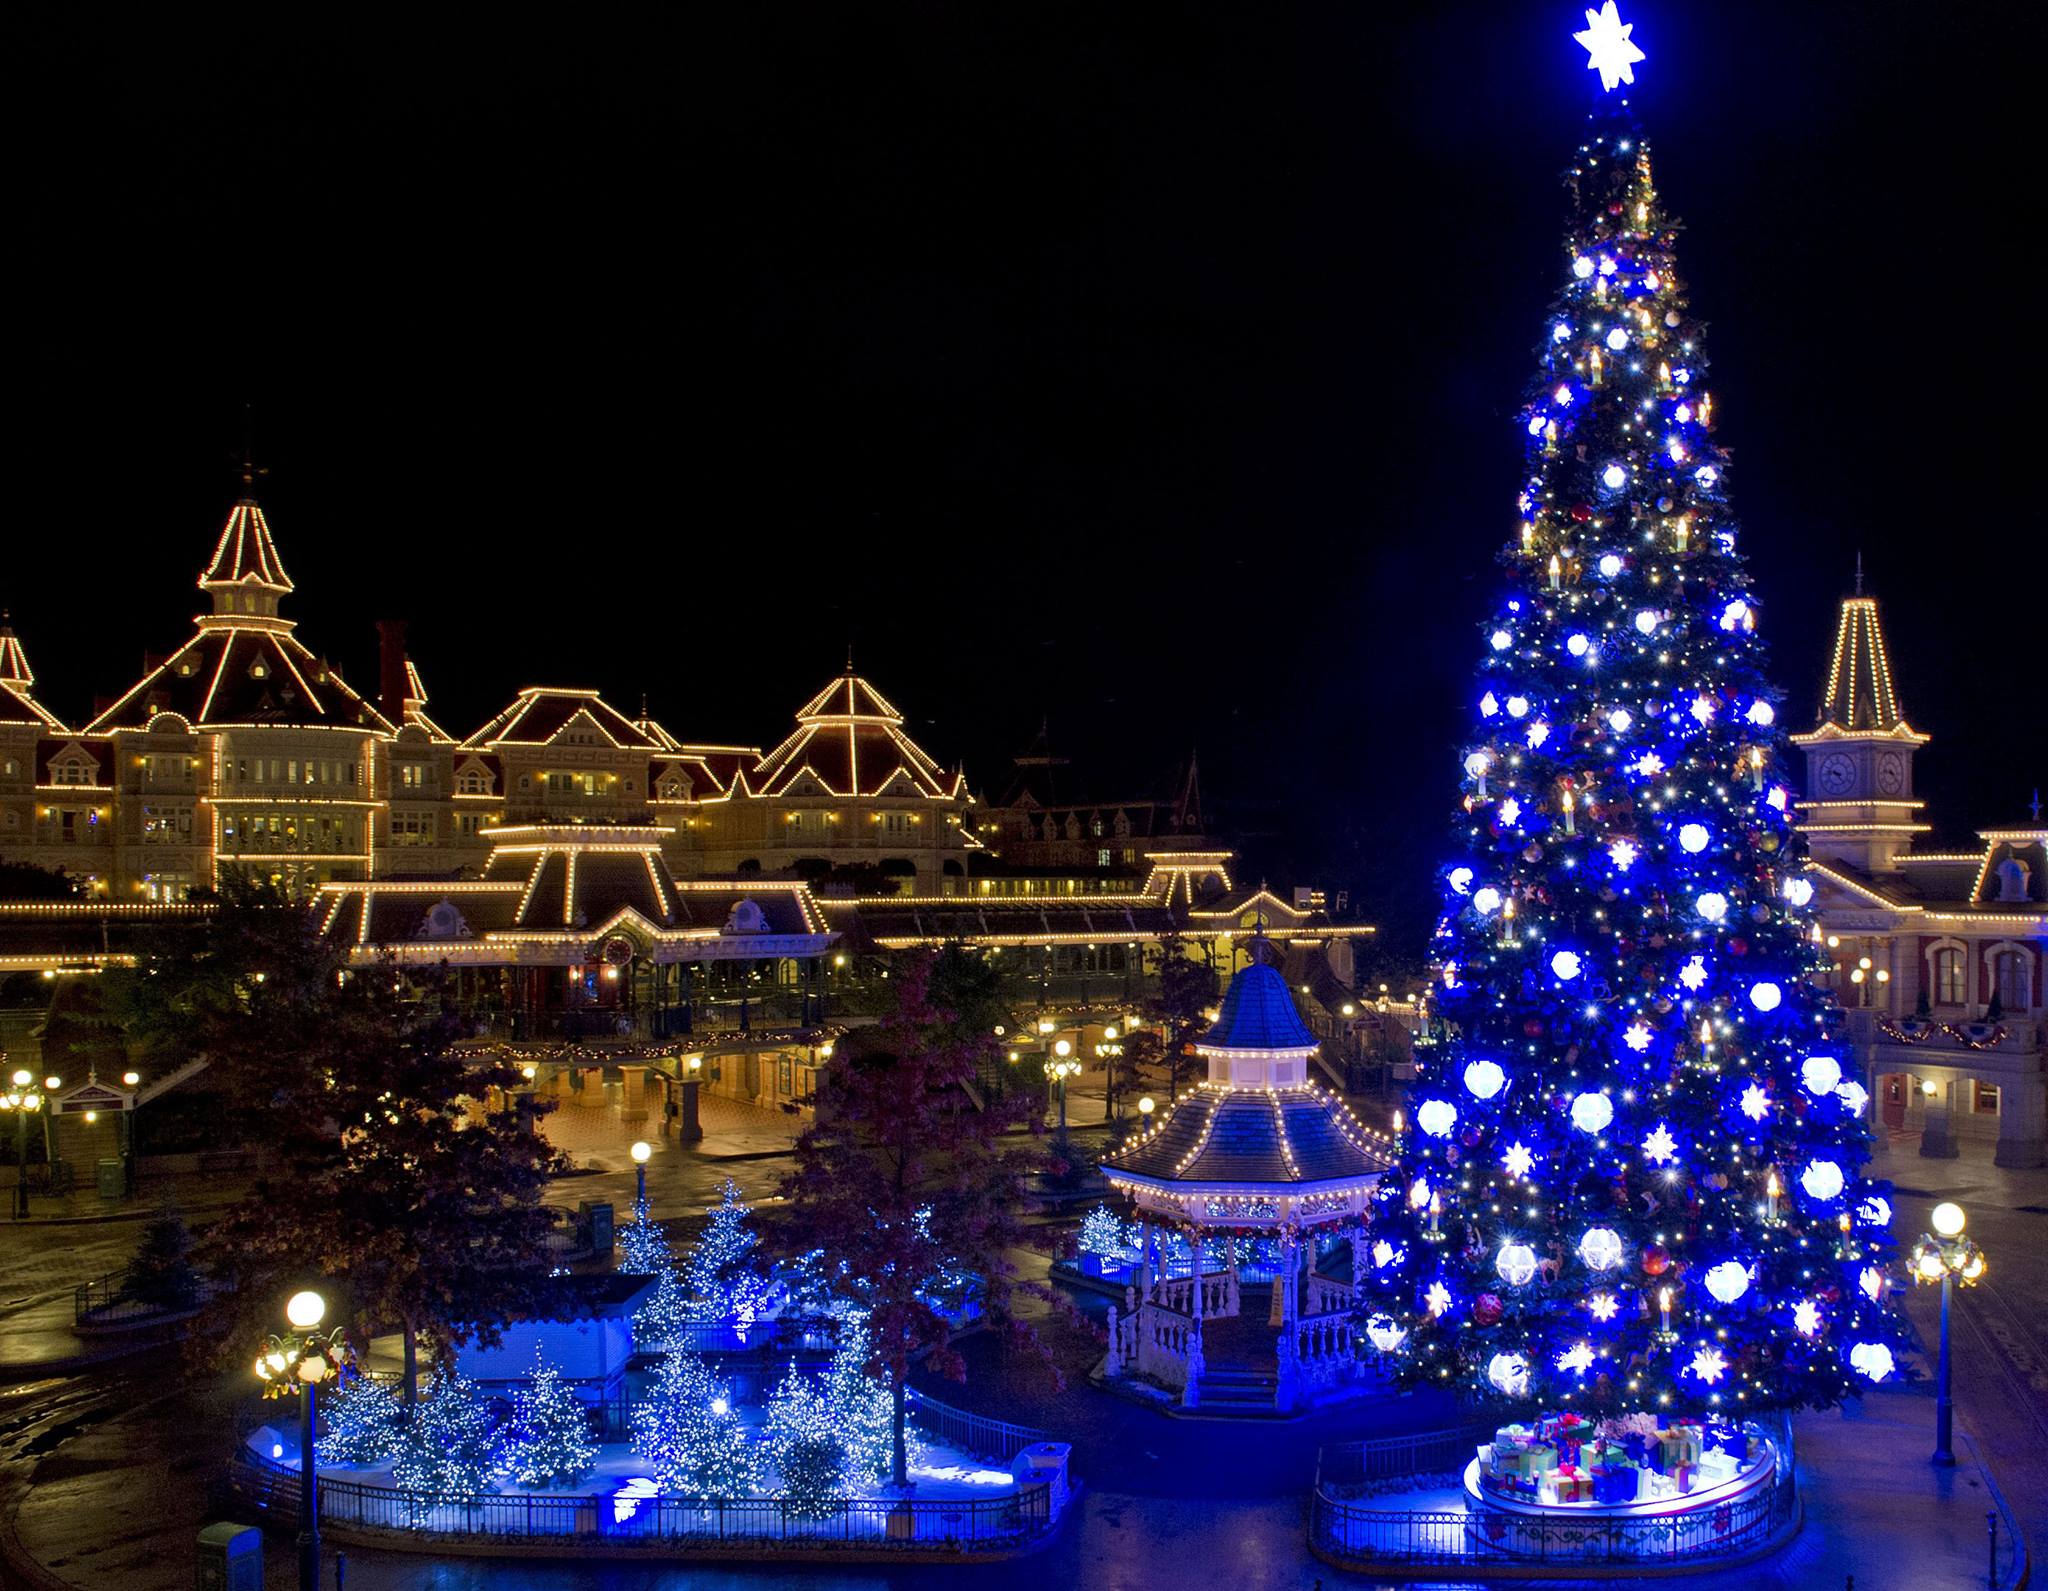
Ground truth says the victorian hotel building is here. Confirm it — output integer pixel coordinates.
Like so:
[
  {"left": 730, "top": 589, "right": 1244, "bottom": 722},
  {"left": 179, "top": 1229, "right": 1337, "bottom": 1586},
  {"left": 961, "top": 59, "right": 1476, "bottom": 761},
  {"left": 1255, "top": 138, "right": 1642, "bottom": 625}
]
[
  {"left": 0, "top": 489, "right": 1370, "bottom": 1134},
  {"left": 1793, "top": 582, "right": 2047, "bottom": 1168}
]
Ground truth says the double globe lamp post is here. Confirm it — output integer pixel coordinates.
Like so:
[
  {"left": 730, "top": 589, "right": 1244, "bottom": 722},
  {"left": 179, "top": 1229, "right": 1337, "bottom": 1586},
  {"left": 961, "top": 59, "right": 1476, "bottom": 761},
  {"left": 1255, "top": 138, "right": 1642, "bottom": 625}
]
[
  {"left": 1, "top": 1066, "right": 60, "bottom": 1220},
  {"left": 253, "top": 1287, "right": 350, "bottom": 1591},
  {"left": 1910, "top": 1200, "right": 1987, "bottom": 1468},
  {"left": 1043, "top": 1039, "right": 1080, "bottom": 1129}
]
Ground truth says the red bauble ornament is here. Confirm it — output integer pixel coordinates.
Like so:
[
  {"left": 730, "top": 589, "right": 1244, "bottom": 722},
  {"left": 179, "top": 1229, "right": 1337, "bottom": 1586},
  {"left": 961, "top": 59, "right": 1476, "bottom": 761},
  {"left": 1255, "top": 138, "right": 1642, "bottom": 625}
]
[
  {"left": 1524, "top": 1017, "right": 1547, "bottom": 1038},
  {"left": 1641, "top": 1244, "right": 1671, "bottom": 1277},
  {"left": 1728, "top": 937, "right": 1749, "bottom": 957},
  {"left": 1570, "top": 503, "right": 1593, "bottom": 523},
  {"left": 1473, "top": 1293, "right": 1504, "bottom": 1327}
]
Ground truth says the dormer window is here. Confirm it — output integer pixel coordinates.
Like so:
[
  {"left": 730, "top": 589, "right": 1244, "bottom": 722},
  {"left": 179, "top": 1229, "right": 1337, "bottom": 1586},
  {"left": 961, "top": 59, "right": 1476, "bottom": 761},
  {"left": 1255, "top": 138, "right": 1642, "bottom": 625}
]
[{"left": 249, "top": 661, "right": 269, "bottom": 680}]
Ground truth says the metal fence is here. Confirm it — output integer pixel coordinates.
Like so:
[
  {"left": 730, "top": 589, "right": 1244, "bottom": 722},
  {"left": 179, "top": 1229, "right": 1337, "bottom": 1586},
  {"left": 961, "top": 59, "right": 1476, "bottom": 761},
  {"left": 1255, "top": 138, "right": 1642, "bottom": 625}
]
[
  {"left": 233, "top": 1387, "right": 1066, "bottom": 1558},
  {"left": 73, "top": 1266, "right": 211, "bottom": 1328},
  {"left": 1309, "top": 1414, "right": 1798, "bottom": 1575}
]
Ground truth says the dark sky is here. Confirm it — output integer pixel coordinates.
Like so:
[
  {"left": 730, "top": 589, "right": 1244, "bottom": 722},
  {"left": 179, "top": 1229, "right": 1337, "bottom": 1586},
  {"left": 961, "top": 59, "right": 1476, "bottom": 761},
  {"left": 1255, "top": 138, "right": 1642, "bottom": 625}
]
[{"left": 10, "top": 3, "right": 2042, "bottom": 959}]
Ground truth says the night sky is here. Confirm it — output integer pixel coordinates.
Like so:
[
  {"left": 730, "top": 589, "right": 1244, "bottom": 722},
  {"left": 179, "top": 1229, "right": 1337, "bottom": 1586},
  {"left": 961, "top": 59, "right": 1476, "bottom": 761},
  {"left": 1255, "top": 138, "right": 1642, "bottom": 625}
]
[{"left": 10, "top": 3, "right": 2041, "bottom": 960}]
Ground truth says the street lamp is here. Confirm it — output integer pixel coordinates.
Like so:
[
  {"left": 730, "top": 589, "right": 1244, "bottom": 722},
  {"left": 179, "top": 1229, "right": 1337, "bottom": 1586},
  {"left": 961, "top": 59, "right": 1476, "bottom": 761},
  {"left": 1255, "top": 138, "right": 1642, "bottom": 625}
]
[
  {"left": 1138, "top": 1095, "right": 1155, "bottom": 1120},
  {"left": 1044, "top": 1039, "right": 1080, "bottom": 1129},
  {"left": 631, "top": 1140, "right": 652, "bottom": 1205},
  {"left": 1911, "top": 1201, "right": 1987, "bottom": 1467},
  {"left": 1095, "top": 1027, "right": 1124, "bottom": 1117},
  {"left": 254, "top": 1287, "right": 348, "bottom": 1591},
  {"left": 0, "top": 1066, "right": 48, "bottom": 1220}
]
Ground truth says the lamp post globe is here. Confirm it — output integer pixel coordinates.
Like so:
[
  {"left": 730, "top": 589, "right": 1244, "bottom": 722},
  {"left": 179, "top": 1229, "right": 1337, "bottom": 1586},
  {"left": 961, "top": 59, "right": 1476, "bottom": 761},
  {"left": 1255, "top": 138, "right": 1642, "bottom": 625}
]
[
  {"left": 631, "top": 1139, "right": 652, "bottom": 1203},
  {"left": 1138, "top": 1096, "right": 1155, "bottom": 1118},
  {"left": 285, "top": 1290, "right": 326, "bottom": 1331},
  {"left": 1912, "top": 1201, "right": 1988, "bottom": 1467}
]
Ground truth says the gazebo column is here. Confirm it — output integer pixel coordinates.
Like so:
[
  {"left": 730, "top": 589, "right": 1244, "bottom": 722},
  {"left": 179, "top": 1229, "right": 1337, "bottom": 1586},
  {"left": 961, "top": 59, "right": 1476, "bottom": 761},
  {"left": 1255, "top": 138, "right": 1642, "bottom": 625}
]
[
  {"left": 1133, "top": 1217, "right": 1154, "bottom": 1303},
  {"left": 1182, "top": 1227, "right": 1205, "bottom": 1407},
  {"left": 1275, "top": 1229, "right": 1301, "bottom": 1408}
]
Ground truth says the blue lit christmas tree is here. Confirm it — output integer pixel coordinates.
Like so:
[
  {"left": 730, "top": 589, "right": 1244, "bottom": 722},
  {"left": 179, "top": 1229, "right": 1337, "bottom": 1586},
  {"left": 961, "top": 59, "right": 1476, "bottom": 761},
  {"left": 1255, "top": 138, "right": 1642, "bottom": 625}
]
[
  {"left": 683, "top": 1179, "right": 772, "bottom": 1329},
  {"left": 392, "top": 1369, "right": 504, "bottom": 1497},
  {"left": 764, "top": 1363, "right": 847, "bottom": 1518},
  {"left": 631, "top": 1348, "right": 761, "bottom": 1498},
  {"left": 319, "top": 1371, "right": 402, "bottom": 1466},
  {"left": 505, "top": 1352, "right": 599, "bottom": 1489},
  {"left": 1369, "top": 10, "right": 1911, "bottom": 1421}
]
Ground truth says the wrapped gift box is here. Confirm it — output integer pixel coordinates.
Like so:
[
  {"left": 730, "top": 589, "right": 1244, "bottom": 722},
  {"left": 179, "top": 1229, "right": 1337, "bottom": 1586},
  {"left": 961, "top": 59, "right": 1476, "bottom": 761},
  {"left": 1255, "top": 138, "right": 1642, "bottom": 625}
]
[
  {"left": 1591, "top": 1463, "right": 1642, "bottom": 1504},
  {"left": 1498, "top": 1442, "right": 1556, "bottom": 1478},
  {"left": 1545, "top": 1467, "right": 1592, "bottom": 1504},
  {"left": 1495, "top": 1423, "right": 1534, "bottom": 1454},
  {"left": 1668, "top": 1461, "right": 1696, "bottom": 1494},
  {"left": 1656, "top": 1428, "right": 1703, "bottom": 1468},
  {"left": 1698, "top": 1449, "right": 1740, "bottom": 1483}
]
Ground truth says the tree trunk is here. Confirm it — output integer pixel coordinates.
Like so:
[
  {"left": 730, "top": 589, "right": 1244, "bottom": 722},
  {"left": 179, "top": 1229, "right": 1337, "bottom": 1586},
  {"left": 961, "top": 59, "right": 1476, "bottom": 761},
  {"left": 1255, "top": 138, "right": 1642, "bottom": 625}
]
[
  {"left": 891, "top": 1371, "right": 908, "bottom": 1489},
  {"left": 401, "top": 1319, "right": 420, "bottom": 1404}
]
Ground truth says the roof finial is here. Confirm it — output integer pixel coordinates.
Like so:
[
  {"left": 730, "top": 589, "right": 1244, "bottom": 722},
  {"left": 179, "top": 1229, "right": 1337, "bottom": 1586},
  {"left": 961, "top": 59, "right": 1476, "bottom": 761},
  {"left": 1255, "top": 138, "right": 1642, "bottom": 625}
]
[
  {"left": 236, "top": 404, "right": 268, "bottom": 496},
  {"left": 1854, "top": 550, "right": 1864, "bottom": 597},
  {"left": 2032, "top": 788, "right": 2043, "bottom": 824},
  {"left": 846, "top": 641, "right": 856, "bottom": 675},
  {"left": 640, "top": 691, "right": 650, "bottom": 720}
]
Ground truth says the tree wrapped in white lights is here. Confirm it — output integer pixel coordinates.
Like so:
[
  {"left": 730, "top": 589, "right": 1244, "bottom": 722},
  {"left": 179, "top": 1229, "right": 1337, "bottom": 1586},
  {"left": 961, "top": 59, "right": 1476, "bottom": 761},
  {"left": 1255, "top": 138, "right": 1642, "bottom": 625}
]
[
  {"left": 631, "top": 1349, "right": 760, "bottom": 1499},
  {"left": 506, "top": 1353, "right": 598, "bottom": 1489},
  {"left": 765, "top": 1363, "right": 846, "bottom": 1519},
  {"left": 683, "top": 1179, "right": 772, "bottom": 1329},
  {"left": 392, "top": 1370, "right": 503, "bottom": 1498},
  {"left": 319, "top": 1372, "right": 403, "bottom": 1466}
]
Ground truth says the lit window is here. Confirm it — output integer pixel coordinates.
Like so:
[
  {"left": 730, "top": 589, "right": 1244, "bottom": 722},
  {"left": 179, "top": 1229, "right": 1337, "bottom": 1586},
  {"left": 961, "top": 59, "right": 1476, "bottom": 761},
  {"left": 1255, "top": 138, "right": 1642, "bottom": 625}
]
[
  {"left": 1934, "top": 948, "right": 1965, "bottom": 1006},
  {"left": 1995, "top": 951, "right": 2029, "bottom": 1012}
]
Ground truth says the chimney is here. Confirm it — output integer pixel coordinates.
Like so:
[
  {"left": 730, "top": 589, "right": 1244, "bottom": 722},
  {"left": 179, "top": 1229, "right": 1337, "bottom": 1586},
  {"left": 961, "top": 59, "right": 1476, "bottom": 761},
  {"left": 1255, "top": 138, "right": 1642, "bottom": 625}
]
[{"left": 376, "top": 619, "right": 408, "bottom": 727}]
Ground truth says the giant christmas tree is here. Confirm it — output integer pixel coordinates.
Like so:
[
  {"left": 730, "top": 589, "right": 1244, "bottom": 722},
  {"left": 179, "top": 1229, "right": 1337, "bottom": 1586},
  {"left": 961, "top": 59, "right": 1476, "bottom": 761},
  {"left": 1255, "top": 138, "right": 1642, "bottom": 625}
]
[{"left": 1372, "top": 13, "right": 1911, "bottom": 1422}]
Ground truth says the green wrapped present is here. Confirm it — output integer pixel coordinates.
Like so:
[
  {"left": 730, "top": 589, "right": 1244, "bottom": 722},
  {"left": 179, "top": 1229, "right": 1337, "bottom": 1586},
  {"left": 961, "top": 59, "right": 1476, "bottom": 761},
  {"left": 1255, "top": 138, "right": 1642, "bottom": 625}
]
[
  {"left": 1499, "top": 1442, "right": 1556, "bottom": 1478},
  {"left": 1655, "top": 1426, "right": 1703, "bottom": 1468}
]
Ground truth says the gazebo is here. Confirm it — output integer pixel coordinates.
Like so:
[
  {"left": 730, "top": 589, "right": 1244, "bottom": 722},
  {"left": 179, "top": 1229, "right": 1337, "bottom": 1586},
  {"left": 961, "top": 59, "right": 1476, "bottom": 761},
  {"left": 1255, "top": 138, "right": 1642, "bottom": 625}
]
[{"left": 1098, "top": 951, "right": 1396, "bottom": 1411}]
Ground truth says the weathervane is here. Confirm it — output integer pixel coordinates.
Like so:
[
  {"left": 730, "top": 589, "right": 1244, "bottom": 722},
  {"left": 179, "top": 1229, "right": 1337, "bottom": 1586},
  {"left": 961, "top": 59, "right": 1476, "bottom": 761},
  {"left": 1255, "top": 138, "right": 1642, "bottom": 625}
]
[{"left": 1574, "top": 1, "right": 1645, "bottom": 93}]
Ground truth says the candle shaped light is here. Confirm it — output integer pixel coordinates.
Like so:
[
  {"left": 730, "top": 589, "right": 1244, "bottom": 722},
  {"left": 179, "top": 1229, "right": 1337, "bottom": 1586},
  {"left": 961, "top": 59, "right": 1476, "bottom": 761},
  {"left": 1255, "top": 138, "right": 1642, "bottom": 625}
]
[
  {"left": 1521, "top": 521, "right": 1535, "bottom": 555},
  {"left": 1674, "top": 514, "right": 1690, "bottom": 553},
  {"left": 1427, "top": 1191, "right": 1442, "bottom": 1240},
  {"left": 1589, "top": 345, "right": 1604, "bottom": 386},
  {"left": 1766, "top": 1166, "right": 1780, "bottom": 1222},
  {"left": 1548, "top": 553, "right": 1562, "bottom": 592},
  {"left": 1561, "top": 785, "right": 1576, "bottom": 835},
  {"left": 1749, "top": 746, "right": 1765, "bottom": 792},
  {"left": 1659, "top": 1286, "right": 1672, "bottom": 1335}
]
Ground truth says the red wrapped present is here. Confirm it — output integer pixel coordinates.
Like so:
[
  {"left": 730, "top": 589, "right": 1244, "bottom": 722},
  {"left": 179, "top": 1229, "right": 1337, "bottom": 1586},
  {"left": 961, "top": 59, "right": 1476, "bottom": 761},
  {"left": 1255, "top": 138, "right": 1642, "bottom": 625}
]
[
  {"left": 1548, "top": 1465, "right": 1592, "bottom": 1503},
  {"left": 1669, "top": 1461, "right": 1696, "bottom": 1494}
]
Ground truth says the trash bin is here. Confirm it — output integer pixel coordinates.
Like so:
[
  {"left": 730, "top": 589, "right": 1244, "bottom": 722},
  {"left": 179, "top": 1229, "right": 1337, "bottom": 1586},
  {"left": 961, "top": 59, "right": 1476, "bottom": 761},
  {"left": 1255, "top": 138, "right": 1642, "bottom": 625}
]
[
  {"left": 196, "top": 1521, "right": 263, "bottom": 1590},
  {"left": 96, "top": 1157, "right": 125, "bottom": 1200}
]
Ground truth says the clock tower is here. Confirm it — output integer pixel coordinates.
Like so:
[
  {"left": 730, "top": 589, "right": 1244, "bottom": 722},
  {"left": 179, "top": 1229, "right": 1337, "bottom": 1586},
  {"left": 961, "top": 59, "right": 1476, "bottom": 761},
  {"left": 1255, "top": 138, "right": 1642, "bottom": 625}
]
[{"left": 1788, "top": 570, "right": 1929, "bottom": 874}]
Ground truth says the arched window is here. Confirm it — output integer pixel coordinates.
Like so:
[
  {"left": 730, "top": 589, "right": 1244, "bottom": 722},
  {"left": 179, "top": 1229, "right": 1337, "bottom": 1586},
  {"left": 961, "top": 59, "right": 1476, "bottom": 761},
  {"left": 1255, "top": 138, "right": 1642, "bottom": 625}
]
[
  {"left": 1933, "top": 947, "right": 1965, "bottom": 1006},
  {"left": 1995, "top": 950, "right": 2029, "bottom": 1012}
]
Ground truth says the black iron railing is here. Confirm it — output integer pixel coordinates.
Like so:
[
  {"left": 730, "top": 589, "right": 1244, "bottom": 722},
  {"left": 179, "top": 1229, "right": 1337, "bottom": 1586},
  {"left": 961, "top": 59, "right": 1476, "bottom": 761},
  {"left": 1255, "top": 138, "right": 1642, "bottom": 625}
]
[{"left": 230, "top": 1387, "right": 1064, "bottom": 1556}]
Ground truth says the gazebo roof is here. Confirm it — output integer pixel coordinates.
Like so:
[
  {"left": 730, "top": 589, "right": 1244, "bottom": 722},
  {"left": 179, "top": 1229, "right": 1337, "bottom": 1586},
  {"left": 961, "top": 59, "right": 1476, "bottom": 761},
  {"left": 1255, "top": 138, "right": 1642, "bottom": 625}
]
[
  {"left": 1201, "top": 958, "right": 1317, "bottom": 1053},
  {"left": 1101, "top": 1084, "right": 1392, "bottom": 1191}
]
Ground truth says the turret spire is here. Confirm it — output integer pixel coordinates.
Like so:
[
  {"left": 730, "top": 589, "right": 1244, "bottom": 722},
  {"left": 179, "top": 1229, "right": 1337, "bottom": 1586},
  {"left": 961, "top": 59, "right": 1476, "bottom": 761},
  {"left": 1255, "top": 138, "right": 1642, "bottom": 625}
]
[{"left": 1813, "top": 574, "right": 1911, "bottom": 734}]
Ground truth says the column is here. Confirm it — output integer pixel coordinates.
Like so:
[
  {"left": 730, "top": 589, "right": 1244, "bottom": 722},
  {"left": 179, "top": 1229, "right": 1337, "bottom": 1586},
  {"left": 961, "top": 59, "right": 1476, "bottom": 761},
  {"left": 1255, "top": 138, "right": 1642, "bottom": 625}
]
[
  {"left": 1994, "top": 1067, "right": 2046, "bottom": 1169},
  {"left": 1919, "top": 1073, "right": 1960, "bottom": 1159},
  {"left": 1134, "top": 1218, "right": 1153, "bottom": 1301},
  {"left": 1276, "top": 1232, "right": 1300, "bottom": 1407},
  {"left": 1181, "top": 1228, "right": 1205, "bottom": 1408}
]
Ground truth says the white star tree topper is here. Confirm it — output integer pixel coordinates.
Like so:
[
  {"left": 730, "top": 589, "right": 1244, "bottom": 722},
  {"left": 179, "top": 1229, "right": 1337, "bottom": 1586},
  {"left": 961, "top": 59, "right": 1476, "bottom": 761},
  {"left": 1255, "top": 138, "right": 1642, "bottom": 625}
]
[{"left": 1575, "top": 1, "right": 1646, "bottom": 93}]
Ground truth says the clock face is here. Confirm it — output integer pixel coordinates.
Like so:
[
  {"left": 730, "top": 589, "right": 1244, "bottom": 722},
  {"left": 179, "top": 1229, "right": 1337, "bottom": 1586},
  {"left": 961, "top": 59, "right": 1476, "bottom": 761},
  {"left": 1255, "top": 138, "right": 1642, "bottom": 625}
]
[
  {"left": 1877, "top": 753, "right": 1906, "bottom": 796},
  {"left": 1819, "top": 754, "right": 1855, "bottom": 795}
]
